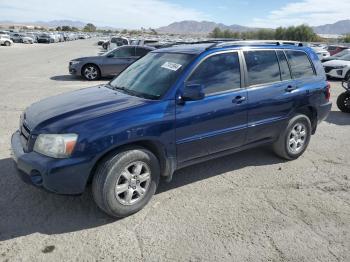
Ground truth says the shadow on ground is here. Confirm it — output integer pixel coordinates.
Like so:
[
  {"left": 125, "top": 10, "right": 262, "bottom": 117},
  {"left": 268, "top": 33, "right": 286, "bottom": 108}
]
[
  {"left": 0, "top": 147, "right": 283, "bottom": 241},
  {"left": 50, "top": 75, "right": 83, "bottom": 81},
  {"left": 325, "top": 111, "right": 350, "bottom": 125},
  {"left": 50, "top": 75, "right": 110, "bottom": 82}
]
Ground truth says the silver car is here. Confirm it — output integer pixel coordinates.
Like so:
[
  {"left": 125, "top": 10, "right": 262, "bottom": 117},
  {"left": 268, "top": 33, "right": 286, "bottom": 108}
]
[
  {"left": 10, "top": 33, "right": 34, "bottom": 44},
  {"left": 69, "top": 45, "right": 155, "bottom": 80}
]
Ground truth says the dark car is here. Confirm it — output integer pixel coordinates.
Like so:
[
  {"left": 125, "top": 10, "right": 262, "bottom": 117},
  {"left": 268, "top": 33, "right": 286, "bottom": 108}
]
[
  {"left": 37, "top": 33, "right": 54, "bottom": 43},
  {"left": 12, "top": 42, "right": 331, "bottom": 218},
  {"left": 69, "top": 45, "right": 155, "bottom": 80}
]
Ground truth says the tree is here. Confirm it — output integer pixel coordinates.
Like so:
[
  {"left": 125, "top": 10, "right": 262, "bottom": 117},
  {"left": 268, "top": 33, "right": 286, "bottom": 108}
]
[
  {"left": 150, "top": 28, "right": 158, "bottom": 35},
  {"left": 209, "top": 27, "right": 223, "bottom": 38},
  {"left": 56, "top": 26, "right": 62, "bottom": 31},
  {"left": 208, "top": 24, "right": 319, "bottom": 41},
  {"left": 121, "top": 29, "right": 128, "bottom": 34},
  {"left": 83, "top": 23, "right": 96, "bottom": 32},
  {"left": 344, "top": 34, "right": 350, "bottom": 43}
]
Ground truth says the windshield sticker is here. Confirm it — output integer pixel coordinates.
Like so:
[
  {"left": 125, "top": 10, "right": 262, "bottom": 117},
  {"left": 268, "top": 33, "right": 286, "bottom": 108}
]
[{"left": 161, "top": 62, "right": 182, "bottom": 71}]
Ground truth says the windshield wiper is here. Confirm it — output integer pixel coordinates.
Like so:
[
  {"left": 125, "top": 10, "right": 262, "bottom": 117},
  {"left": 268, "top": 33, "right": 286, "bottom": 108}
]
[{"left": 106, "top": 84, "right": 159, "bottom": 100}]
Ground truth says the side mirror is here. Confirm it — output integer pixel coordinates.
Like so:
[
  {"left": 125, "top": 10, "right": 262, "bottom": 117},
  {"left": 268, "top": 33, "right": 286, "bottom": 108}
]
[
  {"left": 106, "top": 53, "right": 114, "bottom": 58},
  {"left": 182, "top": 83, "right": 205, "bottom": 101}
]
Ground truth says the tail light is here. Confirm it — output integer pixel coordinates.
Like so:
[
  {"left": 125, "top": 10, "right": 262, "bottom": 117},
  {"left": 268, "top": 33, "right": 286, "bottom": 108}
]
[{"left": 325, "top": 81, "right": 331, "bottom": 101}]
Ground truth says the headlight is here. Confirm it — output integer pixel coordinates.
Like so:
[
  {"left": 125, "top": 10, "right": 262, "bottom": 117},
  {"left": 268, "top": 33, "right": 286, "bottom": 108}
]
[
  {"left": 70, "top": 60, "right": 80, "bottom": 65},
  {"left": 334, "top": 65, "right": 346, "bottom": 69},
  {"left": 34, "top": 134, "right": 78, "bottom": 158}
]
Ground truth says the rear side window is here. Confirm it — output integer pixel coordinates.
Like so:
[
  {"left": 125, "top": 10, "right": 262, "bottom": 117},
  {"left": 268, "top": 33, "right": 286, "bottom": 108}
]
[
  {"left": 188, "top": 52, "right": 241, "bottom": 95},
  {"left": 135, "top": 47, "right": 150, "bottom": 57},
  {"left": 276, "top": 51, "right": 292, "bottom": 81},
  {"left": 244, "top": 50, "right": 281, "bottom": 86},
  {"left": 285, "top": 50, "right": 315, "bottom": 79}
]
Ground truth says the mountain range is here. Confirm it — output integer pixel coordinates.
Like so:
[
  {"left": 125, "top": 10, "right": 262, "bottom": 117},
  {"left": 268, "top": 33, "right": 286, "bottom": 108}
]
[
  {"left": 157, "top": 20, "right": 261, "bottom": 34},
  {"left": 157, "top": 20, "right": 350, "bottom": 35},
  {"left": 1, "top": 19, "right": 349, "bottom": 35},
  {"left": 313, "top": 20, "right": 350, "bottom": 35}
]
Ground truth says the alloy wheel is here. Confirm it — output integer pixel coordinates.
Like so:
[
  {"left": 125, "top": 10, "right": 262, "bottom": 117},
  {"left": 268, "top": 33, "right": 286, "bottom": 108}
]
[
  {"left": 288, "top": 123, "right": 307, "bottom": 153},
  {"left": 84, "top": 66, "right": 98, "bottom": 80},
  {"left": 115, "top": 161, "right": 151, "bottom": 206}
]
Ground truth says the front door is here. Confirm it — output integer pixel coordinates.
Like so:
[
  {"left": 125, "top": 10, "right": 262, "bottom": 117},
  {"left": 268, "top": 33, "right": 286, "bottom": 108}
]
[{"left": 103, "top": 46, "right": 137, "bottom": 76}]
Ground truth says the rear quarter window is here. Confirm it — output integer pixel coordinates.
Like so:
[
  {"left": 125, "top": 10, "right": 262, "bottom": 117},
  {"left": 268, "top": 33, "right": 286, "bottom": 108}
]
[{"left": 285, "top": 50, "right": 315, "bottom": 79}]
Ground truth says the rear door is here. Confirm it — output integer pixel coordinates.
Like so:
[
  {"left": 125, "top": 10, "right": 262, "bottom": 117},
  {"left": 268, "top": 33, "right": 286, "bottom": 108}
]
[
  {"left": 244, "top": 49, "right": 299, "bottom": 143},
  {"left": 175, "top": 51, "right": 248, "bottom": 163},
  {"left": 103, "top": 46, "right": 137, "bottom": 76}
]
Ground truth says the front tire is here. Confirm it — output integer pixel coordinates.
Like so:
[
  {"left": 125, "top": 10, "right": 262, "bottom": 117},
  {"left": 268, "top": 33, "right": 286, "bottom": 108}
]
[
  {"left": 337, "top": 92, "right": 350, "bottom": 113},
  {"left": 82, "top": 64, "right": 101, "bottom": 80},
  {"left": 273, "top": 114, "right": 311, "bottom": 160},
  {"left": 92, "top": 148, "right": 160, "bottom": 218},
  {"left": 4, "top": 41, "right": 11, "bottom": 46}
]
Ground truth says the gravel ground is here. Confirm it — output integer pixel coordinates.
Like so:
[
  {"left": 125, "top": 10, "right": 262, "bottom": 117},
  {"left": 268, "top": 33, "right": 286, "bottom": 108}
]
[{"left": 0, "top": 39, "right": 349, "bottom": 262}]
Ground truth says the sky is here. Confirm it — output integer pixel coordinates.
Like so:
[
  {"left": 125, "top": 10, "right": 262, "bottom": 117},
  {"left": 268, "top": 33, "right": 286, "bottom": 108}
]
[{"left": 0, "top": 0, "right": 349, "bottom": 29}]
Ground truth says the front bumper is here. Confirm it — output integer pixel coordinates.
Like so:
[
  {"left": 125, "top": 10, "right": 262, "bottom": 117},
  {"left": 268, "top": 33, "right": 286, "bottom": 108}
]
[
  {"left": 69, "top": 63, "right": 82, "bottom": 76},
  {"left": 11, "top": 131, "right": 92, "bottom": 195}
]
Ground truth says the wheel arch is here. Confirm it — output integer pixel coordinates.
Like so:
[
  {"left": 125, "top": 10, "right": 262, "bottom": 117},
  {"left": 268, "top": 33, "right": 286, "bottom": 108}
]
[
  {"left": 87, "top": 139, "right": 174, "bottom": 185},
  {"left": 295, "top": 105, "right": 318, "bottom": 134}
]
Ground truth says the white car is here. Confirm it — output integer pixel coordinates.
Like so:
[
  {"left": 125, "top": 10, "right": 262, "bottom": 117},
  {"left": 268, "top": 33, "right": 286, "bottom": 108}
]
[
  {"left": 313, "top": 47, "right": 330, "bottom": 60},
  {"left": 0, "top": 35, "right": 13, "bottom": 46},
  {"left": 323, "top": 56, "right": 350, "bottom": 80}
]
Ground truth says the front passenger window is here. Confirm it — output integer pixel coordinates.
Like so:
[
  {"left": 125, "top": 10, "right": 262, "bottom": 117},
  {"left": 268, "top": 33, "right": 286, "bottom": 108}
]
[
  {"left": 113, "top": 47, "right": 136, "bottom": 58},
  {"left": 187, "top": 52, "right": 241, "bottom": 95}
]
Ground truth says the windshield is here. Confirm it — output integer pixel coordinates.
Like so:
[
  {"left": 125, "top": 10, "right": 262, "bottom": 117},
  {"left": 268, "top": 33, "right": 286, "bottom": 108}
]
[
  {"left": 109, "top": 52, "right": 194, "bottom": 99},
  {"left": 334, "top": 49, "right": 350, "bottom": 57},
  {"left": 339, "top": 54, "right": 350, "bottom": 61}
]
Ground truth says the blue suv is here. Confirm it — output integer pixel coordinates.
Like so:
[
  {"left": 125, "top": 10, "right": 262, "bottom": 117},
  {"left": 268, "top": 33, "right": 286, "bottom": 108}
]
[{"left": 11, "top": 41, "right": 332, "bottom": 217}]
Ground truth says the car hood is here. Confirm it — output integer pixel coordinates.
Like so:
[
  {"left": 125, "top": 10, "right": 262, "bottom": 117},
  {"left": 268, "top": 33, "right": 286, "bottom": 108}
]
[
  {"left": 23, "top": 85, "right": 149, "bottom": 132},
  {"left": 323, "top": 60, "right": 350, "bottom": 66}
]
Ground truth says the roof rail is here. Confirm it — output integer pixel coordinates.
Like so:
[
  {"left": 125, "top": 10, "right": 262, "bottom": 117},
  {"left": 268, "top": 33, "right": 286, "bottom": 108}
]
[{"left": 207, "top": 40, "right": 303, "bottom": 49}]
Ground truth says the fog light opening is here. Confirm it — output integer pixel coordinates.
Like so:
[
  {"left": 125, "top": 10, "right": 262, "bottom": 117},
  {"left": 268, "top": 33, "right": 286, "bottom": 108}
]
[{"left": 30, "top": 170, "right": 43, "bottom": 186}]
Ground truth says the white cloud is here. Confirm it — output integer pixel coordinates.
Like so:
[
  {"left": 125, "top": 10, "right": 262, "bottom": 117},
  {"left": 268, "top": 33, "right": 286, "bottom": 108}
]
[
  {"left": 249, "top": 0, "right": 350, "bottom": 28},
  {"left": 0, "top": 0, "right": 209, "bottom": 28}
]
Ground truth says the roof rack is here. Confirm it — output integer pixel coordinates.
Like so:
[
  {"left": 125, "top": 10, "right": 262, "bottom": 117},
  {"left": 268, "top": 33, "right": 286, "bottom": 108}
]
[{"left": 206, "top": 40, "right": 303, "bottom": 49}]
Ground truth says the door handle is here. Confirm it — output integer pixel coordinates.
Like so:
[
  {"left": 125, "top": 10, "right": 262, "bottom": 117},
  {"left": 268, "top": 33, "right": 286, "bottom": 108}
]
[
  {"left": 233, "top": 96, "right": 246, "bottom": 104},
  {"left": 285, "top": 85, "right": 297, "bottom": 92}
]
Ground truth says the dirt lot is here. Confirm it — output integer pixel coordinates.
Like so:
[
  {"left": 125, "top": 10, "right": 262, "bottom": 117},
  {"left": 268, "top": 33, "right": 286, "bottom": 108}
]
[{"left": 0, "top": 39, "right": 349, "bottom": 262}]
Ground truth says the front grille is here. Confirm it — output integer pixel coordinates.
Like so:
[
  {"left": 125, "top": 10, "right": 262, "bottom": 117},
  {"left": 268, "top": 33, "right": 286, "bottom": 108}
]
[
  {"left": 324, "top": 66, "right": 333, "bottom": 73},
  {"left": 20, "top": 120, "right": 31, "bottom": 152}
]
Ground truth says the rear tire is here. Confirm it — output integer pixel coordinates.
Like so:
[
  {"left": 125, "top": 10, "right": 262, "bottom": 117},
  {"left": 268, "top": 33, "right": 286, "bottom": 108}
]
[
  {"left": 272, "top": 114, "right": 311, "bottom": 160},
  {"left": 92, "top": 148, "right": 160, "bottom": 218},
  {"left": 337, "top": 92, "right": 350, "bottom": 113},
  {"left": 4, "top": 41, "right": 11, "bottom": 46}
]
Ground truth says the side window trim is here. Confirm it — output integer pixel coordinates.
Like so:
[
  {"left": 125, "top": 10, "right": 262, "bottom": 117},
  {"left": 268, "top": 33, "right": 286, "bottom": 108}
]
[
  {"left": 276, "top": 50, "right": 293, "bottom": 81},
  {"left": 184, "top": 51, "right": 243, "bottom": 96}
]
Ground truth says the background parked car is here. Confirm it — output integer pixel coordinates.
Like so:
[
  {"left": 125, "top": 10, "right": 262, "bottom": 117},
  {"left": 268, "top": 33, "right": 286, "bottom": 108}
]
[
  {"left": 37, "top": 33, "right": 54, "bottom": 43},
  {"left": 25, "top": 33, "right": 38, "bottom": 43},
  {"left": 69, "top": 45, "right": 155, "bottom": 80},
  {"left": 10, "top": 33, "right": 34, "bottom": 44},
  {"left": 0, "top": 35, "right": 13, "bottom": 46},
  {"left": 327, "top": 45, "right": 348, "bottom": 56},
  {"left": 323, "top": 55, "right": 350, "bottom": 80},
  {"left": 322, "top": 48, "right": 350, "bottom": 62}
]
